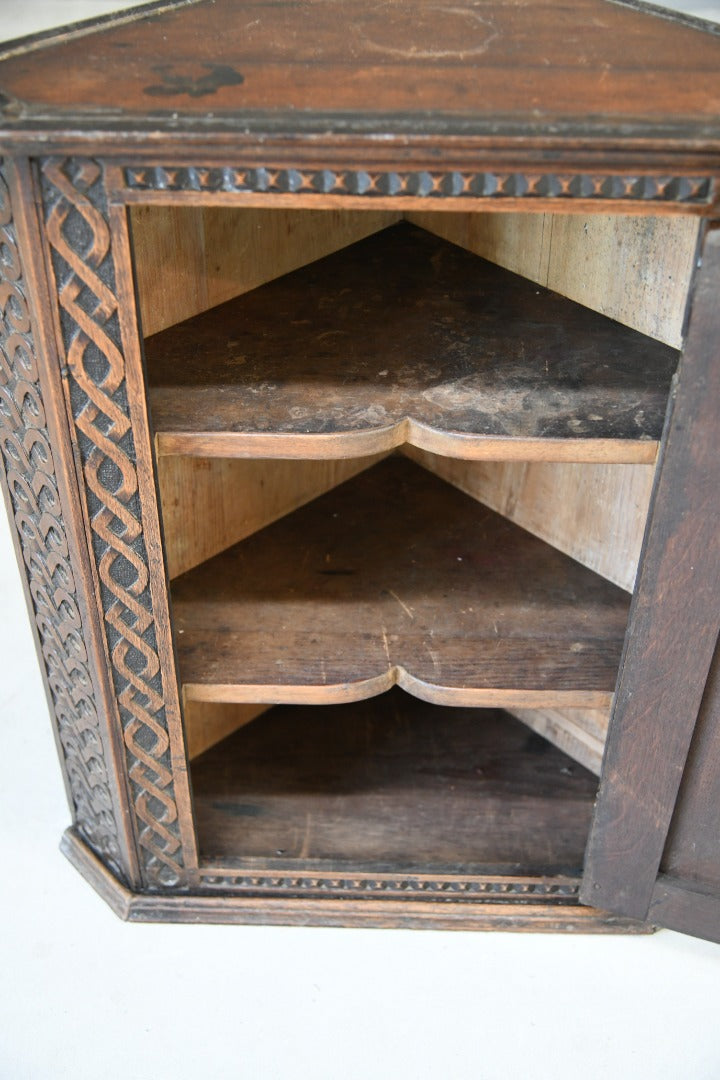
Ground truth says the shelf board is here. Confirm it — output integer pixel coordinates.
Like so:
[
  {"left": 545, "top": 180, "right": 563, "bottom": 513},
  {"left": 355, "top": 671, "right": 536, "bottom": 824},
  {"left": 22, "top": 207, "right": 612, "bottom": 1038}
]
[
  {"left": 146, "top": 223, "right": 677, "bottom": 464},
  {"left": 191, "top": 692, "right": 598, "bottom": 873},
  {"left": 173, "top": 457, "right": 630, "bottom": 708}
]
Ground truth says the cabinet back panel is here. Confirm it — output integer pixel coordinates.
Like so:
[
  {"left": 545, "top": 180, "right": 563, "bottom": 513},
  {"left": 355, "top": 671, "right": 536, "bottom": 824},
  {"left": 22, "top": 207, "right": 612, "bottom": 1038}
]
[
  {"left": 407, "top": 211, "right": 699, "bottom": 348},
  {"left": 131, "top": 205, "right": 400, "bottom": 336},
  {"left": 159, "top": 454, "right": 387, "bottom": 581}
]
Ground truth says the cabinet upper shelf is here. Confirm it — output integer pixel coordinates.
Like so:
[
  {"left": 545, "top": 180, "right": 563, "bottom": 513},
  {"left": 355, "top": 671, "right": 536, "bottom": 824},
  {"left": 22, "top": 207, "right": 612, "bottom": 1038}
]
[
  {"left": 145, "top": 224, "right": 677, "bottom": 464},
  {"left": 172, "top": 456, "right": 630, "bottom": 709}
]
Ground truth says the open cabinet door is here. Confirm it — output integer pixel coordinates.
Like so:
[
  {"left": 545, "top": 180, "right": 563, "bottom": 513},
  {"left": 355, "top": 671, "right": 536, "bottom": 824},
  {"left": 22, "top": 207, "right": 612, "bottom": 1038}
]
[
  {"left": 581, "top": 225, "right": 720, "bottom": 942},
  {"left": 649, "top": 643, "right": 720, "bottom": 941}
]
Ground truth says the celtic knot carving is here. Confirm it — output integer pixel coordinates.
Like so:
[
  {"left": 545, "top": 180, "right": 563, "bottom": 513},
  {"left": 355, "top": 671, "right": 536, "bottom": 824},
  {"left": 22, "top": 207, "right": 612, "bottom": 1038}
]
[
  {"left": 41, "top": 157, "right": 183, "bottom": 888},
  {"left": 0, "top": 163, "right": 123, "bottom": 877}
]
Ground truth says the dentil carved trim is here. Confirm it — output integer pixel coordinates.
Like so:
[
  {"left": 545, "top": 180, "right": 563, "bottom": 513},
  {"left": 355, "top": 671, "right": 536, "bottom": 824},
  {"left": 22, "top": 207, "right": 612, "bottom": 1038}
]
[
  {"left": 199, "top": 869, "right": 581, "bottom": 901},
  {"left": 0, "top": 162, "right": 125, "bottom": 878},
  {"left": 124, "top": 165, "right": 714, "bottom": 204},
  {"left": 41, "top": 156, "right": 184, "bottom": 889}
]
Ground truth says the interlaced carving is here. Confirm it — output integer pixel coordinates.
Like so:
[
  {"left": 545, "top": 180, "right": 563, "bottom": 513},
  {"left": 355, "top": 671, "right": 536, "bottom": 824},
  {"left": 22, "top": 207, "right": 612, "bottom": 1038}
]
[
  {"left": 42, "top": 157, "right": 183, "bottom": 888},
  {"left": 0, "top": 163, "right": 124, "bottom": 877},
  {"left": 124, "top": 165, "right": 713, "bottom": 205}
]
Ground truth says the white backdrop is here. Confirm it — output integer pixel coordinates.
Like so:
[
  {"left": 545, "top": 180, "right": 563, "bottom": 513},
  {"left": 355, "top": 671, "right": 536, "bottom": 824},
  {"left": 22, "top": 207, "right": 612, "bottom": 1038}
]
[{"left": 1, "top": 4, "right": 719, "bottom": 1078}]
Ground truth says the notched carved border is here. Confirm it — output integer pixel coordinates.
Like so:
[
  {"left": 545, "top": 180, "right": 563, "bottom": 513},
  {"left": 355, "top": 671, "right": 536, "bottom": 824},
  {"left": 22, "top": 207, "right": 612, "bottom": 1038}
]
[
  {"left": 124, "top": 165, "right": 714, "bottom": 204},
  {"left": 199, "top": 869, "right": 581, "bottom": 902},
  {"left": 0, "top": 161, "right": 125, "bottom": 879},
  {"left": 40, "top": 156, "right": 185, "bottom": 889}
]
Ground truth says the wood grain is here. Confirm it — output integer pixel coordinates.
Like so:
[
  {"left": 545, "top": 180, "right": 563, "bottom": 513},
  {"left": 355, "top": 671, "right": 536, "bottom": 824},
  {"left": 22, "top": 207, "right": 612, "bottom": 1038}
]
[
  {"left": 158, "top": 454, "right": 386, "bottom": 579},
  {"left": 172, "top": 457, "right": 630, "bottom": 708},
  {"left": 405, "top": 212, "right": 695, "bottom": 767},
  {"left": 131, "top": 205, "right": 398, "bottom": 336},
  {"left": 190, "top": 693, "right": 599, "bottom": 872},
  {"left": 183, "top": 699, "right": 268, "bottom": 761},
  {"left": 507, "top": 707, "right": 609, "bottom": 775},
  {"left": 648, "top": 877, "right": 720, "bottom": 945},
  {"left": 62, "top": 828, "right": 651, "bottom": 933},
  {"left": 403, "top": 450, "right": 655, "bottom": 593},
  {"left": 2, "top": 0, "right": 720, "bottom": 145},
  {"left": 410, "top": 212, "right": 699, "bottom": 347},
  {"left": 581, "top": 226, "right": 720, "bottom": 921},
  {"left": 146, "top": 223, "right": 676, "bottom": 463},
  {"left": 660, "top": 641, "right": 720, "bottom": 891}
]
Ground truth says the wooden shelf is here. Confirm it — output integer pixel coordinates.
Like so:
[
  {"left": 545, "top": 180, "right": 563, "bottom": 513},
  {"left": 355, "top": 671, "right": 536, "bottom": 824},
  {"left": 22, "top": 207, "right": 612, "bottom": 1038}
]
[
  {"left": 191, "top": 692, "right": 598, "bottom": 873},
  {"left": 172, "top": 457, "right": 630, "bottom": 708},
  {"left": 146, "top": 223, "right": 677, "bottom": 464}
]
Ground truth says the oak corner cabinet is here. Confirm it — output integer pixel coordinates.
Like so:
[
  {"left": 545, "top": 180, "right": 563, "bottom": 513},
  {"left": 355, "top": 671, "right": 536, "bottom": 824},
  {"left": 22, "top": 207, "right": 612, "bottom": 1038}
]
[{"left": 1, "top": 0, "right": 720, "bottom": 940}]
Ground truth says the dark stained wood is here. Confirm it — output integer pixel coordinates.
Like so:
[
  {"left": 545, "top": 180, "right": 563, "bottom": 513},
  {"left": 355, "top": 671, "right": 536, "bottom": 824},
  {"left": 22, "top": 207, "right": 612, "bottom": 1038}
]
[
  {"left": 661, "top": 641, "right": 720, "bottom": 888},
  {"left": 1, "top": 0, "right": 720, "bottom": 149},
  {"left": 581, "top": 225, "right": 720, "bottom": 922},
  {"left": 648, "top": 878, "right": 720, "bottom": 945},
  {"left": 644, "top": 640, "right": 720, "bottom": 942},
  {"left": 172, "top": 456, "right": 630, "bottom": 707},
  {"left": 145, "top": 223, "right": 675, "bottom": 464},
  {"left": 190, "top": 691, "right": 599, "bottom": 872},
  {"left": 3, "top": 0, "right": 720, "bottom": 937},
  {"left": 61, "top": 828, "right": 652, "bottom": 932},
  {"left": 0, "top": 157, "right": 143, "bottom": 887}
]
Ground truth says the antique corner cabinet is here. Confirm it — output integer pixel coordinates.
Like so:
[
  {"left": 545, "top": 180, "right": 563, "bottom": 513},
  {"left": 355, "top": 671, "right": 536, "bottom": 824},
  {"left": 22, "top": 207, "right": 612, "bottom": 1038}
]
[{"left": 1, "top": 0, "right": 720, "bottom": 939}]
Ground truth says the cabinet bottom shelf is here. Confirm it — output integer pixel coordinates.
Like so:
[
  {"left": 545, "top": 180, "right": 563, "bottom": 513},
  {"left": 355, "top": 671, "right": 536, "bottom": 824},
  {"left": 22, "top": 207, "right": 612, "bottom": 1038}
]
[{"left": 190, "top": 689, "right": 598, "bottom": 876}]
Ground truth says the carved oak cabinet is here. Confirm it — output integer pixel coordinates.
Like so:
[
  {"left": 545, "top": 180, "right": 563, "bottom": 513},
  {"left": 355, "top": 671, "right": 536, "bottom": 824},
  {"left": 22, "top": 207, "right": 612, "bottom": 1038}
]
[{"left": 1, "top": 0, "right": 720, "bottom": 939}]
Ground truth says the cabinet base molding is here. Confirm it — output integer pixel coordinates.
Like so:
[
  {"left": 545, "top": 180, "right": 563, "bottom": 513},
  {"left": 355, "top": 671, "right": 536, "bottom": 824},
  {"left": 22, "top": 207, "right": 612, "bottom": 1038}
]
[{"left": 61, "top": 830, "right": 652, "bottom": 933}]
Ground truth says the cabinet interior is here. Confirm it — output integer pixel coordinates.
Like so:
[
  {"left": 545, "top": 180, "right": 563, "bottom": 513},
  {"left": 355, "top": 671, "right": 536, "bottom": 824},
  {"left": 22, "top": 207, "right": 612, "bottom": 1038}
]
[{"left": 129, "top": 204, "right": 699, "bottom": 875}]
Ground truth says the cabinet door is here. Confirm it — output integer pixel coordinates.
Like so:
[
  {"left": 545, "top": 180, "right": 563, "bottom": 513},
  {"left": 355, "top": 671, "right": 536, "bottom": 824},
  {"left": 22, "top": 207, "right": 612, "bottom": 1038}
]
[
  {"left": 648, "top": 642, "right": 720, "bottom": 941},
  {"left": 581, "top": 225, "right": 720, "bottom": 942}
]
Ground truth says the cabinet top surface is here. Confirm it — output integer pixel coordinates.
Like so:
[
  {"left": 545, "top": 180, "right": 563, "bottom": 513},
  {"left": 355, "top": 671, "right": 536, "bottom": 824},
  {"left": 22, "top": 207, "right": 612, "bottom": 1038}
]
[{"left": 1, "top": 0, "right": 720, "bottom": 150}]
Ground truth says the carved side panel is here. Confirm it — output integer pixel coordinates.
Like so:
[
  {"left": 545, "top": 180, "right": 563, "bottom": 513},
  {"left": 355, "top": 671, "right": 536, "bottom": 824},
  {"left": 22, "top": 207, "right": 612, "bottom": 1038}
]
[
  {"left": 40, "top": 157, "right": 188, "bottom": 889},
  {"left": 0, "top": 162, "right": 127, "bottom": 878}
]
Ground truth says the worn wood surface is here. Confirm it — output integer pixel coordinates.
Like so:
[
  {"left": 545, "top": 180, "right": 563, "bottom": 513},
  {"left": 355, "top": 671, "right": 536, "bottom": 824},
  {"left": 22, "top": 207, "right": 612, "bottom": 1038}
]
[
  {"left": 172, "top": 457, "right": 629, "bottom": 707},
  {"left": 131, "top": 205, "right": 398, "bottom": 336},
  {"left": 581, "top": 226, "right": 720, "bottom": 922},
  {"left": 183, "top": 699, "right": 268, "bottom": 760},
  {"left": 404, "top": 451, "right": 655, "bottom": 593},
  {"left": 62, "top": 828, "right": 651, "bottom": 932},
  {"left": 410, "top": 212, "right": 700, "bottom": 347},
  {"left": 158, "top": 455, "right": 385, "bottom": 579},
  {"left": 648, "top": 877, "right": 720, "bottom": 945},
  {"left": 0, "top": 158, "right": 142, "bottom": 887},
  {"left": 659, "top": 641, "right": 720, "bottom": 896},
  {"left": 190, "top": 693, "right": 599, "bottom": 871},
  {"left": 2, "top": 0, "right": 720, "bottom": 151},
  {"left": 406, "top": 211, "right": 695, "bottom": 767},
  {"left": 1, "top": 0, "right": 718, "bottom": 941},
  {"left": 146, "top": 223, "right": 675, "bottom": 463},
  {"left": 508, "top": 707, "right": 608, "bottom": 775},
  {"left": 405, "top": 212, "right": 695, "bottom": 584}
]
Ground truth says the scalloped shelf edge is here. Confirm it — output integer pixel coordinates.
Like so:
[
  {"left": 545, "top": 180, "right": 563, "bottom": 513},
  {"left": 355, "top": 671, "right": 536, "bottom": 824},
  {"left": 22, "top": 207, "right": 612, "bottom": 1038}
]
[{"left": 182, "top": 665, "right": 615, "bottom": 710}]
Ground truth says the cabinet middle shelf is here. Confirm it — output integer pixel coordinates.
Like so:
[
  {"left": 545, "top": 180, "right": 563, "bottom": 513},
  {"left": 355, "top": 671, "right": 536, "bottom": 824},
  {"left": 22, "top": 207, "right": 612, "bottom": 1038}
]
[
  {"left": 145, "top": 222, "right": 677, "bottom": 464},
  {"left": 172, "top": 457, "right": 630, "bottom": 709}
]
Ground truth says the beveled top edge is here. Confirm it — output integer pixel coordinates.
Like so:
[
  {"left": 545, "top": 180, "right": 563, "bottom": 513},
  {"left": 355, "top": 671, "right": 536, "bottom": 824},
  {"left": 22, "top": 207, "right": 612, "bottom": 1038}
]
[
  {"left": 1, "top": 0, "right": 720, "bottom": 154},
  {"left": 0, "top": 0, "right": 198, "bottom": 63}
]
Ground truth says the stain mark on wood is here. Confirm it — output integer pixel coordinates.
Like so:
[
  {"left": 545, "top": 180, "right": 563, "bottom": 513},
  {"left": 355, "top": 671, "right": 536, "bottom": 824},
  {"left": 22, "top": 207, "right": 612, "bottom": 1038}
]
[{"left": 144, "top": 63, "right": 244, "bottom": 98}]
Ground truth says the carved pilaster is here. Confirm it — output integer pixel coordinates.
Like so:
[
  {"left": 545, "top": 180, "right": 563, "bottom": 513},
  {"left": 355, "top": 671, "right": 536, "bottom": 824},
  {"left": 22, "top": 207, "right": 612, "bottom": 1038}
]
[
  {"left": 40, "top": 157, "right": 187, "bottom": 889},
  {"left": 0, "top": 161, "right": 127, "bottom": 879}
]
